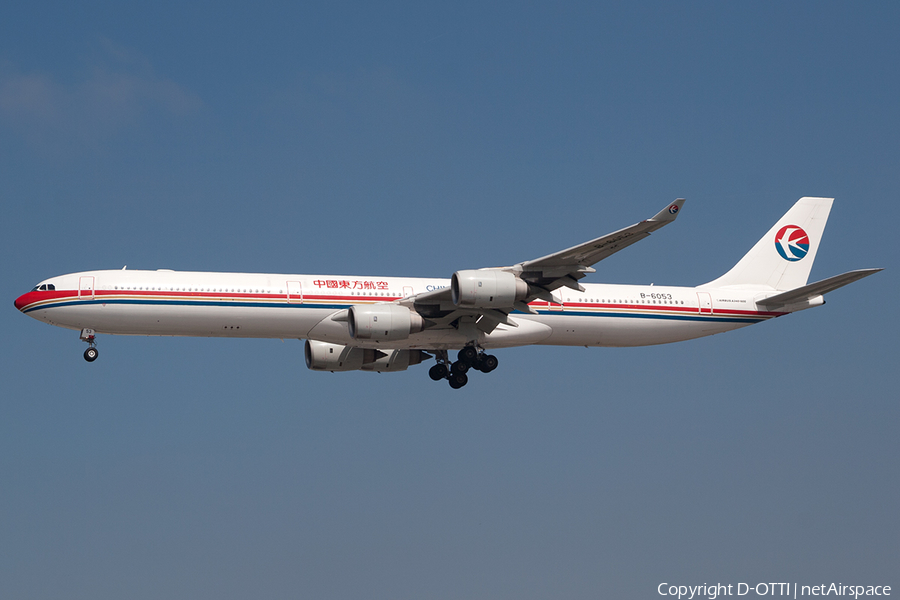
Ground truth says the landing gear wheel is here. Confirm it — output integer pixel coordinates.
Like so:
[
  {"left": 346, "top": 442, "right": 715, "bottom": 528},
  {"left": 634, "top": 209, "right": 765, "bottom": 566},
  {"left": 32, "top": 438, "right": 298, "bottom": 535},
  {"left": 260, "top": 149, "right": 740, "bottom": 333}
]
[
  {"left": 429, "top": 363, "right": 449, "bottom": 381},
  {"left": 481, "top": 354, "right": 499, "bottom": 373},
  {"left": 450, "top": 360, "right": 469, "bottom": 375},
  {"left": 448, "top": 372, "right": 468, "bottom": 389},
  {"left": 84, "top": 347, "right": 98, "bottom": 362},
  {"left": 458, "top": 346, "right": 478, "bottom": 364}
]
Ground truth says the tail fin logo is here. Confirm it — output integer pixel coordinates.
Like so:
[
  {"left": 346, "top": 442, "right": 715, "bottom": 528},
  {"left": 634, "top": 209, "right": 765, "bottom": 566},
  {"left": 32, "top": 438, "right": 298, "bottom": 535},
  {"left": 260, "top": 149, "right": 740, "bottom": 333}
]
[{"left": 775, "top": 225, "right": 810, "bottom": 261}]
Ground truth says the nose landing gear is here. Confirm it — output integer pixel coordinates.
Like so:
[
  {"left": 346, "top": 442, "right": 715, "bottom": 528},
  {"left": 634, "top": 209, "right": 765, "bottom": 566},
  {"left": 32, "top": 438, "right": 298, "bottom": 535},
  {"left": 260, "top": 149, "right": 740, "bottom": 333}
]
[{"left": 80, "top": 328, "right": 98, "bottom": 362}]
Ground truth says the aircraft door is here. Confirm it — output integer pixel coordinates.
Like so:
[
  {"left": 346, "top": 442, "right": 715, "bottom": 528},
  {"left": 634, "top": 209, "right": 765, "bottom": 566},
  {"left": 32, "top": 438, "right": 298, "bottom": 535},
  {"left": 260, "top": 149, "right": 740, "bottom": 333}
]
[
  {"left": 287, "top": 281, "right": 303, "bottom": 303},
  {"left": 79, "top": 276, "right": 95, "bottom": 299},
  {"left": 697, "top": 292, "right": 712, "bottom": 314},
  {"left": 402, "top": 286, "right": 414, "bottom": 299}
]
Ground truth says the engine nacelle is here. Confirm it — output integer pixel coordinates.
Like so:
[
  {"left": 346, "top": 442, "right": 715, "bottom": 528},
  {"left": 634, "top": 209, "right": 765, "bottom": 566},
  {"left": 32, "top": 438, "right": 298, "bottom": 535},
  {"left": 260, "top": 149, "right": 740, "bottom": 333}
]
[
  {"left": 451, "top": 269, "right": 528, "bottom": 308},
  {"left": 305, "top": 340, "right": 370, "bottom": 371},
  {"left": 304, "top": 340, "right": 428, "bottom": 373},
  {"left": 348, "top": 304, "right": 426, "bottom": 341}
]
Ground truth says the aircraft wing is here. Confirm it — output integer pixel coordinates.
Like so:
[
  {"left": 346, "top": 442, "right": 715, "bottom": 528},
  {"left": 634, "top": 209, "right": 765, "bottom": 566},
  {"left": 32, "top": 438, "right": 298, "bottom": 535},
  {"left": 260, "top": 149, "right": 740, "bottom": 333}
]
[
  {"left": 514, "top": 199, "right": 685, "bottom": 292},
  {"left": 402, "top": 199, "right": 686, "bottom": 331}
]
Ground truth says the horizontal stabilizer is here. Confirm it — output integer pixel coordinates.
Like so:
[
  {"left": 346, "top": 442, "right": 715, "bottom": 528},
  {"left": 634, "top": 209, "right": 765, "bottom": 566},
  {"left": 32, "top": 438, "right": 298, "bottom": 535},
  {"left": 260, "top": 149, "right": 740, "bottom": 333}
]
[{"left": 757, "top": 268, "right": 882, "bottom": 306}]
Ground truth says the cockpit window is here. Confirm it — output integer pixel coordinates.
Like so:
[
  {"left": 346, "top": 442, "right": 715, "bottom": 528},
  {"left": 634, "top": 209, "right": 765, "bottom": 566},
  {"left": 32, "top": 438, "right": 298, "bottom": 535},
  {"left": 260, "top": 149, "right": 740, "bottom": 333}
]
[
  {"left": 47, "top": 284, "right": 55, "bottom": 290},
  {"left": 32, "top": 284, "right": 55, "bottom": 291}
]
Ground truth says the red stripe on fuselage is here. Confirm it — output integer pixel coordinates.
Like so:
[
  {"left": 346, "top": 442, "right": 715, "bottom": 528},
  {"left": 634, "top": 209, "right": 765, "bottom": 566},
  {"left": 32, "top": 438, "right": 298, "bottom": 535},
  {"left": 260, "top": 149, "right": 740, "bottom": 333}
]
[{"left": 16, "top": 289, "right": 785, "bottom": 319}]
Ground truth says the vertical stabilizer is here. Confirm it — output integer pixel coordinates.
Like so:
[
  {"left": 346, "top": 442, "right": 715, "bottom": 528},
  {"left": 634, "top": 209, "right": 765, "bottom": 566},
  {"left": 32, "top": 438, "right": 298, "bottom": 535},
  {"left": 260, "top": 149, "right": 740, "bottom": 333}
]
[{"left": 703, "top": 197, "right": 833, "bottom": 291}]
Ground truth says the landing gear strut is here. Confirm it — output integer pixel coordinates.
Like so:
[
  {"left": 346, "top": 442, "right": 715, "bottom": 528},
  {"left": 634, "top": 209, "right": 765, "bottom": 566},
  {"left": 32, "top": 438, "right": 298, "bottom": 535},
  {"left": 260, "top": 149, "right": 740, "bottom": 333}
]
[
  {"left": 80, "top": 328, "right": 98, "bottom": 362},
  {"left": 428, "top": 346, "right": 499, "bottom": 389}
]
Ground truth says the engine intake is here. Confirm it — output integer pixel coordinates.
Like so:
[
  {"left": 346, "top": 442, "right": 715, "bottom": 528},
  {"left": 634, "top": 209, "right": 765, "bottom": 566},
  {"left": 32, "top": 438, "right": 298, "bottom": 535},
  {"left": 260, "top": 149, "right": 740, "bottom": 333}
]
[
  {"left": 348, "top": 304, "right": 426, "bottom": 341},
  {"left": 451, "top": 270, "right": 528, "bottom": 308}
]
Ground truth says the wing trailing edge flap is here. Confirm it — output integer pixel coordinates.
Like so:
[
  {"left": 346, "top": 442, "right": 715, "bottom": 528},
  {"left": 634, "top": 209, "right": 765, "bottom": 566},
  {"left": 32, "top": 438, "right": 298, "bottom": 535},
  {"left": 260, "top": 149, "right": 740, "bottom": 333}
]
[
  {"left": 756, "top": 268, "right": 882, "bottom": 307},
  {"left": 474, "top": 309, "right": 519, "bottom": 333}
]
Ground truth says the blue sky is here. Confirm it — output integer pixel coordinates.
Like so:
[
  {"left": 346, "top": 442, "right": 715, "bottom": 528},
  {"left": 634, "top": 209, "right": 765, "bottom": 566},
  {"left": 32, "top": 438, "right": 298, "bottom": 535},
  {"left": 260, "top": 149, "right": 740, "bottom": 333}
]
[{"left": 2, "top": 2, "right": 898, "bottom": 598}]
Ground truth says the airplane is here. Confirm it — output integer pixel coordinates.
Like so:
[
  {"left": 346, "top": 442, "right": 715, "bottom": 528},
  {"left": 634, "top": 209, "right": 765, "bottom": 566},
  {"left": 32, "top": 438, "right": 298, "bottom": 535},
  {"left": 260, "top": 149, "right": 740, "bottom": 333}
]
[{"left": 14, "top": 197, "right": 881, "bottom": 389}]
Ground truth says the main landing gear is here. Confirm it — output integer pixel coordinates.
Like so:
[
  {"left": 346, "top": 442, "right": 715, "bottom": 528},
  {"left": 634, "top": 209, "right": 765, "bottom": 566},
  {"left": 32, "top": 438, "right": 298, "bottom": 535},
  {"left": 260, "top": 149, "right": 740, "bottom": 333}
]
[
  {"left": 80, "top": 328, "right": 98, "bottom": 362},
  {"left": 428, "top": 347, "right": 498, "bottom": 389}
]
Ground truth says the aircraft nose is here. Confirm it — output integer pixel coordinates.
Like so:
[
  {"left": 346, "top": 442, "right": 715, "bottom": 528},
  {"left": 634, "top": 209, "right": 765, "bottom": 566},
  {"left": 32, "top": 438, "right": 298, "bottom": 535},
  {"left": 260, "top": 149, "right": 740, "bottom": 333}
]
[{"left": 14, "top": 292, "right": 32, "bottom": 311}]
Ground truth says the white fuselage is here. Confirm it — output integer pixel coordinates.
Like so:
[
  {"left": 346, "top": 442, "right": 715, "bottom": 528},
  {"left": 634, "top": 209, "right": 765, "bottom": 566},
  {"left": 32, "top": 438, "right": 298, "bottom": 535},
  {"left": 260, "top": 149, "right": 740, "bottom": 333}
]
[{"left": 16, "top": 269, "right": 785, "bottom": 350}]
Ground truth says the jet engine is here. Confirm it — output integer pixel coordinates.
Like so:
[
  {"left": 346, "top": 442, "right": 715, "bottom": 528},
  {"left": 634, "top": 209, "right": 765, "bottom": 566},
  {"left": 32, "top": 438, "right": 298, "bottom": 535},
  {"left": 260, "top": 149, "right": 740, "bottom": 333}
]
[
  {"left": 305, "top": 340, "right": 369, "bottom": 371},
  {"left": 451, "top": 270, "right": 528, "bottom": 308},
  {"left": 348, "top": 304, "right": 426, "bottom": 341},
  {"left": 304, "top": 340, "right": 427, "bottom": 373}
]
